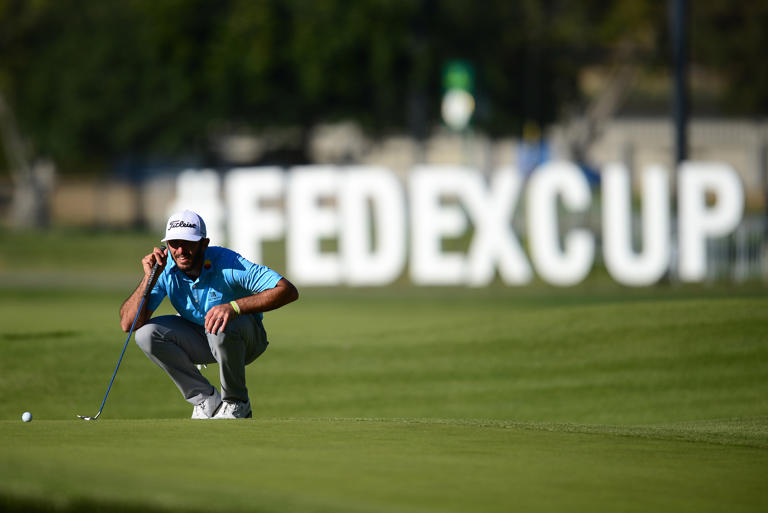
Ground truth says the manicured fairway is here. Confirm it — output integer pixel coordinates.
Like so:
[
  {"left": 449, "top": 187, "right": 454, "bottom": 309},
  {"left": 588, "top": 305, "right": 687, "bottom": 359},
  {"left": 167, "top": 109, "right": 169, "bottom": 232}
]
[{"left": 1, "top": 230, "right": 767, "bottom": 512}]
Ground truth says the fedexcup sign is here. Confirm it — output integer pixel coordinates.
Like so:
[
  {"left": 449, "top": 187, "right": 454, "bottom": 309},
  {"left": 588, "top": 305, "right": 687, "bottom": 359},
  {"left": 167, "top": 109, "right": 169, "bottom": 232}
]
[{"left": 174, "top": 161, "right": 744, "bottom": 287}]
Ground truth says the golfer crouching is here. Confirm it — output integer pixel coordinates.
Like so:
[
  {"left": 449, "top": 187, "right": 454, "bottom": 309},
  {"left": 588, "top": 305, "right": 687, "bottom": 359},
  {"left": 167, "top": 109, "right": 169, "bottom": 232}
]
[{"left": 120, "top": 210, "right": 299, "bottom": 419}]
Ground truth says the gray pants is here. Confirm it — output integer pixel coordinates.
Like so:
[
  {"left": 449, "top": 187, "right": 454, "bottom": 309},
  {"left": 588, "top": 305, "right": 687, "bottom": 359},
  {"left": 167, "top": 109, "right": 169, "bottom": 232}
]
[{"left": 134, "top": 314, "right": 268, "bottom": 405}]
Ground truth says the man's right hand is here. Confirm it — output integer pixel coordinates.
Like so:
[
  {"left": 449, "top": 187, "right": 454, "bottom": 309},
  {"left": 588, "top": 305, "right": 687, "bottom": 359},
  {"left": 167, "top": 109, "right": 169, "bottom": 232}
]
[{"left": 142, "top": 246, "right": 168, "bottom": 277}]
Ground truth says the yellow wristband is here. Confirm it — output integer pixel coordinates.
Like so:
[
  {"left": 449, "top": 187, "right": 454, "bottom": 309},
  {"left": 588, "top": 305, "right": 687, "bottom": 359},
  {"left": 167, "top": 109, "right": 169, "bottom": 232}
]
[{"left": 230, "top": 300, "right": 241, "bottom": 315}]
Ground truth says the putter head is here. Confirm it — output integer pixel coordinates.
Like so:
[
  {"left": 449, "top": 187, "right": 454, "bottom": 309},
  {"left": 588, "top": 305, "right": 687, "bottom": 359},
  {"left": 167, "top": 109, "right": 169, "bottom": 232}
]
[{"left": 77, "top": 412, "right": 100, "bottom": 421}]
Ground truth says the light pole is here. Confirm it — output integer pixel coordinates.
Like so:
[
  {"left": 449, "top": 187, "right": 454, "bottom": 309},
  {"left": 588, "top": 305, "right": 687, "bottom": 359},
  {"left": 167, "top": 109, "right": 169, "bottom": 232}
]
[{"left": 671, "top": 0, "right": 688, "bottom": 165}]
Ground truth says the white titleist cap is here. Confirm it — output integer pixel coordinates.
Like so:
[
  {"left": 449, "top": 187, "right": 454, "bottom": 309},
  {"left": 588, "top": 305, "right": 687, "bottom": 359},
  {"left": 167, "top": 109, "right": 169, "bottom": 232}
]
[{"left": 162, "top": 210, "right": 207, "bottom": 242}]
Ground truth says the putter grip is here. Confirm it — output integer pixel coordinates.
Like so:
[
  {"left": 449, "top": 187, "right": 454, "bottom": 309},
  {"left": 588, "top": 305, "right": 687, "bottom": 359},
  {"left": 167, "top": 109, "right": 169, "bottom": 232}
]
[{"left": 141, "top": 245, "right": 166, "bottom": 298}]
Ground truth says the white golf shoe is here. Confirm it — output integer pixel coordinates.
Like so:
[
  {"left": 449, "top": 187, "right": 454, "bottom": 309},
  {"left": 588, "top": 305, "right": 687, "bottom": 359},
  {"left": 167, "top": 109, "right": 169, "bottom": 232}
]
[
  {"left": 191, "top": 388, "right": 222, "bottom": 419},
  {"left": 213, "top": 399, "right": 252, "bottom": 419}
]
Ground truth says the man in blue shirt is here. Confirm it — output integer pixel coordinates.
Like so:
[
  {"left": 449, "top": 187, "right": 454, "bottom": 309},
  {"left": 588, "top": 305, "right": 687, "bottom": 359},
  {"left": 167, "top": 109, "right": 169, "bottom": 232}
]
[{"left": 120, "top": 210, "right": 299, "bottom": 419}]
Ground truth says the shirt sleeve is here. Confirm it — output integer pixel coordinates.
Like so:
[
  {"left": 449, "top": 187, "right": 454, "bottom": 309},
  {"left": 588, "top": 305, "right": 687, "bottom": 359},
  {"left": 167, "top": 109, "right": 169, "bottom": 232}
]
[{"left": 229, "top": 253, "right": 283, "bottom": 295}]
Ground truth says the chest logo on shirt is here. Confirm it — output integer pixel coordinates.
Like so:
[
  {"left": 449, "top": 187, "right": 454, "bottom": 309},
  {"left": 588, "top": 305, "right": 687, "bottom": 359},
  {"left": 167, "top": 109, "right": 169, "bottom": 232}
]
[
  {"left": 208, "top": 290, "right": 222, "bottom": 302},
  {"left": 204, "top": 259, "right": 212, "bottom": 270}
]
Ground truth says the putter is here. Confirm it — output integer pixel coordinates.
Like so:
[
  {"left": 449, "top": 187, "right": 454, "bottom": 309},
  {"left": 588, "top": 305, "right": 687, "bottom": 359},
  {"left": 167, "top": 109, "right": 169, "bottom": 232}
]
[{"left": 78, "top": 247, "right": 165, "bottom": 421}]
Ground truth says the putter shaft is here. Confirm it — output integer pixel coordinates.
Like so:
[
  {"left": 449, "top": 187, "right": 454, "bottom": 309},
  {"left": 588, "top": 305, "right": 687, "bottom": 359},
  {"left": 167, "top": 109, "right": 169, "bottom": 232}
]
[{"left": 77, "top": 249, "right": 164, "bottom": 421}]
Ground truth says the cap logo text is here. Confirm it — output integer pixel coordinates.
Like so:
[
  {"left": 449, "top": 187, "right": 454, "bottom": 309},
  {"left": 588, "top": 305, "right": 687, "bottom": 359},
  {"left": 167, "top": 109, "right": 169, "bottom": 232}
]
[{"left": 169, "top": 220, "right": 197, "bottom": 229}]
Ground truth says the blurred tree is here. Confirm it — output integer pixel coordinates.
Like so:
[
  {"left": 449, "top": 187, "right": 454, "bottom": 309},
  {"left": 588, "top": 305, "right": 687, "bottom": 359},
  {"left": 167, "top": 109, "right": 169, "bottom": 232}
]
[
  {"left": 689, "top": 1, "right": 768, "bottom": 114},
  {"left": 0, "top": 0, "right": 766, "bottom": 181},
  {"left": 0, "top": 0, "right": 58, "bottom": 227}
]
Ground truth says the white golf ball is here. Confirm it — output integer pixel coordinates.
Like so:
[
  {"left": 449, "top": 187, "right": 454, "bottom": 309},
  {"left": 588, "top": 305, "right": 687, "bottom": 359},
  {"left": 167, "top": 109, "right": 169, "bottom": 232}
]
[{"left": 22, "top": 411, "right": 32, "bottom": 422}]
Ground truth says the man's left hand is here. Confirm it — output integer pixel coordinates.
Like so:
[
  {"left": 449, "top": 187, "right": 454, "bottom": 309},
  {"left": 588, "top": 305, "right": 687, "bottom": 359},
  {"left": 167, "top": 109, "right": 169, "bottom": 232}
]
[{"left": 205, "top": 303, "right": 237, "bottom": 335}]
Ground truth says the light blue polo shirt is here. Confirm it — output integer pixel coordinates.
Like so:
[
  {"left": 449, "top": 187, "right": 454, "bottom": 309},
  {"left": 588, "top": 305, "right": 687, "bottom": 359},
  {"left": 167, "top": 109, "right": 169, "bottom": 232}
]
[{"left": 147, "top": 246, "right": 283, "bottom": 326}]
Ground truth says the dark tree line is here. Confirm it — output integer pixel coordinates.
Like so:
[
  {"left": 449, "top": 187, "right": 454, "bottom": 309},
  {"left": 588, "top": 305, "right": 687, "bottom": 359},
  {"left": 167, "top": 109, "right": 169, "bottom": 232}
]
[{"left": 0, "top": 0, "right": 766, "bottom": 174}]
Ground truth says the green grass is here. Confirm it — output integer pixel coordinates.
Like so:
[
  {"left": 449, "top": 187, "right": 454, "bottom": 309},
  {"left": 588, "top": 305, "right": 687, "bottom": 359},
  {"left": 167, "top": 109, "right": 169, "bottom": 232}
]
[
  {"left": 0, "top": 229, "right": 767, "bottom": 512},
  {"left": 1, "top": 418, "right": 766, "bottom": 513}
]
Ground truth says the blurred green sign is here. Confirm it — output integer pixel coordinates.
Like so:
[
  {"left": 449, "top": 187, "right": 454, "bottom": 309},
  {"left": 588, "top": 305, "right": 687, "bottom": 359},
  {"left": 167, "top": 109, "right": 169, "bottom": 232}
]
[{"left": 443, "top": 60, "right": 474, "bottom": 93}]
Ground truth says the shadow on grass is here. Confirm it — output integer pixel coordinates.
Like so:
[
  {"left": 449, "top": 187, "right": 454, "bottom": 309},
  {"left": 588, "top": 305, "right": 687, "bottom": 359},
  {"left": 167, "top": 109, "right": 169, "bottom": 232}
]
[
  {"left": 0, "top": 494, "right": 215, "bottom": 513},
  {"left": 0, "top": 331, "right": 79, "bottom": 341}
]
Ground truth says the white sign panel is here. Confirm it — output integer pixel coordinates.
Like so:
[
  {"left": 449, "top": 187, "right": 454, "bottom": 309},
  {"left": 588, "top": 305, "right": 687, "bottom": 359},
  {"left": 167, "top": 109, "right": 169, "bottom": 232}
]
[{"left": 170, "top": 162, "right": 744, "bottom": 287}]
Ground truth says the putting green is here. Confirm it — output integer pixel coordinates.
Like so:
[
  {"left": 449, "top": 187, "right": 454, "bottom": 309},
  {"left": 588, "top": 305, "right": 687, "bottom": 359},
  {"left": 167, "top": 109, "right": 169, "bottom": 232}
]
[
  {"left": 1, "top": 230, "right": 767, "bottom": 512},
  {"left": 2, "top": 417, "right": 766, "bottom": 513}
]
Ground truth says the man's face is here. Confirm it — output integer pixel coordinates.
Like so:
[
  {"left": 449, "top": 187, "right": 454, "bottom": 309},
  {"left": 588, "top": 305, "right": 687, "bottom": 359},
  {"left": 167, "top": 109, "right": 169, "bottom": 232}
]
[{"left": 167, "top": 239, "right": 208, "bottom": 273}]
